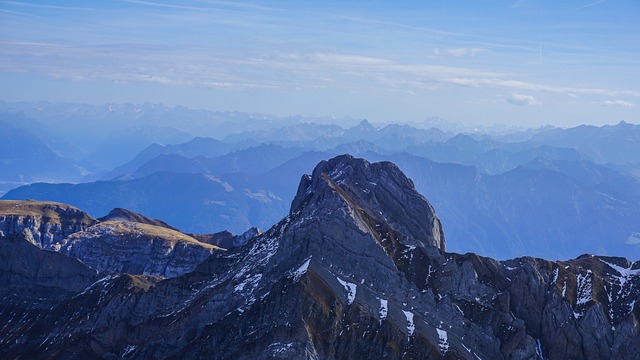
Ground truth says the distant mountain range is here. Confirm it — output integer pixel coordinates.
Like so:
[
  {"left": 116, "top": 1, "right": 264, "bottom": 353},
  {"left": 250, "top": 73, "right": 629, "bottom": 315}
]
[
  {"left": 0, "top": 120, "right": 87, "bottom": 194},
  {"left": 5, "top": 149, "right": 640, "bottom": 260},
  {"left": 2, "top": 101, "right": 640, "bottom": 261}
]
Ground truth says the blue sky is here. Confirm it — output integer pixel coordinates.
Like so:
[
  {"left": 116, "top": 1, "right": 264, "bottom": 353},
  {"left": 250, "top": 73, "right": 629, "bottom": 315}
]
[{"left": 0, "top": 0, "right": 638, "bottom": 127}]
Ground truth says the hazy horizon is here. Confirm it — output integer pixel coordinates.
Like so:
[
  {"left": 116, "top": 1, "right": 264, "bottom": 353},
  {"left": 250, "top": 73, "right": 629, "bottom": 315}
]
[{"left": 1, "top": 0, "right": 639, "bottom": 128}]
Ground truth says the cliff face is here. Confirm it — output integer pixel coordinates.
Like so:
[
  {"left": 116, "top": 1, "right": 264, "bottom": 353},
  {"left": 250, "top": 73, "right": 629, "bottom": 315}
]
[
  {"left": 0, "top": 200, "right": 95, "bottom": 248},
  {"left": 0, "top": 200, "right": 226, "bottom": 278},
  {"left": 56, "top": 220, "right": 222, "bottom": 278},
  {"left": 1, "top": 155, "right": 638, "bottom": 359}
]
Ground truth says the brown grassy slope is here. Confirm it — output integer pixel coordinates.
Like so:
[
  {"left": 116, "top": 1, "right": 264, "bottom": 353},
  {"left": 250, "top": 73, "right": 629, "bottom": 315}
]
[{"left": 0, "top": 199, "right": 96, "bottom": 224}]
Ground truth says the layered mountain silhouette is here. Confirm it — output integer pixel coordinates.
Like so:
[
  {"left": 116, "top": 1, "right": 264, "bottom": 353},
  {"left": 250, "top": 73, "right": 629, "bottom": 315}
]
[
  {"left": 7, "top": 148, "right": 640, "bottom": 260},
  {"left": 0, "top": 120, "right": 87, "bottom": 186},
  {"left": 3, "top": 101, "right": 640, "bottom": 261},
  {"left": 1, "top": 155, "right": 638, "bottom": 359}
]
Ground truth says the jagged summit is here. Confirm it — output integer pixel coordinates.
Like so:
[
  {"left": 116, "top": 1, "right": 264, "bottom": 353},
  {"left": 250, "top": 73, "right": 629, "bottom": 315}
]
[{"left": 291, "top": 154, "right": 445, "bottom": 252}]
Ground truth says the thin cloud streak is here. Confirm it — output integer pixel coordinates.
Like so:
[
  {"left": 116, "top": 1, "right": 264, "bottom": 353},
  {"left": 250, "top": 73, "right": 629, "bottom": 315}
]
[
  {"left": 1, "top": 40, "right": 638, "bottom": 100},
  {"left": 0, "top": 0, "right": 638, "bottom": 126},
  {"left": 602, "top": 100, "right": 635, "bottom": 108},
  {"left": 4, "top": 1, "right": 95, "bottom": 11},
  {"left": 571, "top": 0, "right": 609, "bottom": 12}
]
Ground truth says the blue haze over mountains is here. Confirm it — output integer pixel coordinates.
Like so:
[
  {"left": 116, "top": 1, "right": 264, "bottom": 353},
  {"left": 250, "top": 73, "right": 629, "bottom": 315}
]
[{"left": 2, "top": 101, "right": 640, "bottom": 261}]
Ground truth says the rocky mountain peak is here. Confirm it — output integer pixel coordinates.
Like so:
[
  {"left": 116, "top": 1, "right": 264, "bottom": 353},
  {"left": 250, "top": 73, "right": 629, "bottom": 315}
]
[
  {"left": 2, "top": 156, "right": 640, "bottom": 359},
  {"left": 291, "top": 154, "right": 445, "bottom": 252}
]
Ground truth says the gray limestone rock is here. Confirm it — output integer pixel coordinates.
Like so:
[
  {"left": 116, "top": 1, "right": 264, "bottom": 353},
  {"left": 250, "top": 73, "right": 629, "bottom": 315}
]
[
  {"left": 1, "top": 155, "right": 639, "bottom": 359},
  {"left": 0, "top": 200, "right": 95, "bottom": 248},
  {"left": 57, "top": 220, "right": 222, "bottom": 278}
]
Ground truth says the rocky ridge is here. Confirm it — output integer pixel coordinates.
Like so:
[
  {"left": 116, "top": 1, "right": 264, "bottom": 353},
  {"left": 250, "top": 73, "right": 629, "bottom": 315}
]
[
  {"left": 0, "top": 200, "right": 228, "bottom": 278},
  {"left": 55, "top": 220, "right": 223, "bottom": 278},
  {"left": 98, "top": 207, "right": 179, "bottom": 231},
  {"left": 0, "top": 155, "right": 638, "bottom": 359}
]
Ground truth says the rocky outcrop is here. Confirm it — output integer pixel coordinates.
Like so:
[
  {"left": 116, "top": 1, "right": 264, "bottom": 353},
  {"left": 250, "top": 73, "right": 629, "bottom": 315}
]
[
  {"left": 0, "top": 155, "right": 638, "bottom": 359},
  {"left": 98, "top": 207, "right": 179, "bottom": 231},
  {"left": 0, "top": 200, "right": 95, "bottom": 248},
  {"left": 56, "top": 220, "right": 223, "bottom": 278},
  {"left": 0, "top": 201, "right": 224, "bottom": 279},
  {"left": 190, "top": 227, "right": 263, "bottom": 248},
  {"left": 293, "top": 155, "right": 445, "bottom": 251}
]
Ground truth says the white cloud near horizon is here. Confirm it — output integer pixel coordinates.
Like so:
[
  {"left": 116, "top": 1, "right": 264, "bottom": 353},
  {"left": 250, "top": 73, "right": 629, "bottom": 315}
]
[
  {"left": 446, "top": 48, "right": 485, "bottom": 57},
  {"left": 1, "top": 39, "right": 639, "bottom": 101},
  {"left": 602, "top": 100, "right": 635, "bottom": 108},
  {"left": 506, "top": 94, "right": 541, "bottom": 106}
]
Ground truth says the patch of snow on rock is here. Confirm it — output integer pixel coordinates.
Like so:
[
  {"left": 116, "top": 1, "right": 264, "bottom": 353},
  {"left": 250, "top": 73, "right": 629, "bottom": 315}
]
[
  {"left": 292, "top": 257, "right": 311, "bottom": 282},
  {"left": 436, "top": 327, "right": 449, "bottom": 352},
  {"left": 337, "top": 276, "right": 357, "bottom": 305},
  {"left": 378, "top": 298, "right": 388, "bottom": 323},
  {"left": 403, "top": 310, "right": 415, "bottom": 337},
  {"left": 576, "top": 270, "right": 593, "bottom": 306}
]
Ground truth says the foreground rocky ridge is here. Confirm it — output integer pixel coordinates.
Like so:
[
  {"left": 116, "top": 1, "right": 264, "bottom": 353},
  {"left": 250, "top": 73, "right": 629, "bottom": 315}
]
[{"left": 1, "top": 155, "right": 639, "bottom": 359}]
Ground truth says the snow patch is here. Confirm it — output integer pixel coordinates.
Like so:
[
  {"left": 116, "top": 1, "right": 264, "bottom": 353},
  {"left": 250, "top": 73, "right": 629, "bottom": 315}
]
[
  {"left": 599, "top": 259, "right": 640, "bottom": 319},
  {"left": 576, "top": 270, "right": 593, "bottom": 306},
  {"left": 122, "top": 345, "right": 136, "bottom": 357},
  {"left": 292, "top": 257, "right": 311, "bottom": 282},
  {"left": 403, "top": 310, "right": 415, "bottom": 336},
  {"left": 599, "top": 259, "right": 640, "bottom": 287},
  {"left": 336, "top": 277, "right": 357, "bottom": 305},
  {"left": 234, "top": 274, "right": 262, "bottom": 293},
  {"left": 536, "top": 339, "right": 545, "bottom": 359},
  {"left": 436, "top": 327, "right": 449, "bottom": 352},
  {"left": 378, "top": 298, "right": 388, "bottom": 323},
  {"left": 551, "top": 267, "right": 559, "bottom": 285},
  {"left": 269, "top": 342, "right": 293, "bottom": 356},
  {"left": 453, "top": 303, "right": 464, "bottom": 315}
]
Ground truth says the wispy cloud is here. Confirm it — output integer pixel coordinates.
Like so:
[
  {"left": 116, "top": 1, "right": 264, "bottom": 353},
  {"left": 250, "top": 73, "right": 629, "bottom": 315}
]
[
  {"left": 446, "top": 48, "right": 485, "bottom": 57},
  {"left": 1, "top": 0, "right": 638, "bottom": 127},
  {"left": 602, "top": 100, "right": 635, "bottom": 108},
  {"left": 506, "top": 94, "right": 541, "bottom": 106},
  {"left": 118, "top": 0, "right": 209, "bottom": 11},
  {"left": 1, "top": 38, "right": 639, "bottom": 101},
  {"left": 4, "top": 1, "right": 95, "bottom": 11},
  {"left": 570, "top": 0, "right": 609, "bottom": 12},
  {"left": 442, "top": 77, "right": 640, "bottom": 98}
]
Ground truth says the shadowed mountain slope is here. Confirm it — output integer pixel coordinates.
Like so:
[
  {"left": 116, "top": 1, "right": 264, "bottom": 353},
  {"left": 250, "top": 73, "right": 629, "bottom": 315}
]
[{"left": 1, "top": 155, "right": 638, "bottom": 359}]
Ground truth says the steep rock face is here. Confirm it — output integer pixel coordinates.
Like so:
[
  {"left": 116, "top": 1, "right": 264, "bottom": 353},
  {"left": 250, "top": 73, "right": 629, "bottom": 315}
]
[
  {"left": 291, "top": 154, "right": 445, "bottom": 252},
  {"left": 56, "top": 220, "right": 223, "bottom": 278},
  {"left": 0, "top": 202, "right": 222, "bottom": 279},
  {"left": 0, "top": 200, "right": 95, "bottom": 248},
  {"left": 1, "top": 155, "right": 639, "bottom": 359},
  {"left": 0, "top": 227, "right": 100, "bottom": 348},
  {"left": 0, "top": 228, "right": 99, "bottom": 300}
]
